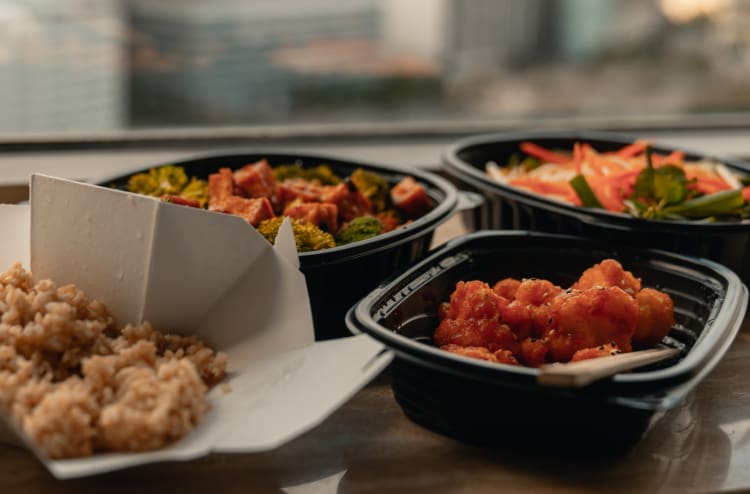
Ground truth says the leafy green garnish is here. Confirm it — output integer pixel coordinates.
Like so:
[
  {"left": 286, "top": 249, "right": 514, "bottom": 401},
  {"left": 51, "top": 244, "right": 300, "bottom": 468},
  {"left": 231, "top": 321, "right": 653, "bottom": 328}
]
[
  {"left": 621, "top": 145, "right": 749, "bottom": 220},
  {"left": 661, "top": 189, "right": 745, "bottom": 219},
  {"left": 626, "top": 145, "right": 720, "bottom": 220},
  {"left": 508, "top": 153, "right": 541, "bottom": 172},
  {"left": 570, "top": 174, "right": 603, "bottom": 208},
  {"left": 522, "top": 157, "right": 541, "bottom": 172},
  {"left": 631, "top": 146, "right": 689, "bottom": 205},
  {"left": 632, "top": 164, "right": 688, "bottom": 205},
  {"left": 507, "top": 153, "right": 542, "bottom": 173}
]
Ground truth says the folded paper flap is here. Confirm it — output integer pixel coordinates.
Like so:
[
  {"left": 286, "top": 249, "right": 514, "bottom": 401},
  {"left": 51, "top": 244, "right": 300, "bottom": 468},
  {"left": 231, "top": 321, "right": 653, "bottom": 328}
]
[
  {"left": 29, "top": 174, "right": 304, "bottom": 342},
  {"left": 46, "top": 439, "right": 210, "bottom": 480},
  {"left": 213, "top": 334, "right": 391, "bottom": 452},
  {"left": 30, "top": 175, "right": 156, "bottom": 327},
  {"left": 143, "top": 200, "right": 270, "bottom": 335},
  {"left": 197, "top": 245, "right": 314, "bottom": 359}
]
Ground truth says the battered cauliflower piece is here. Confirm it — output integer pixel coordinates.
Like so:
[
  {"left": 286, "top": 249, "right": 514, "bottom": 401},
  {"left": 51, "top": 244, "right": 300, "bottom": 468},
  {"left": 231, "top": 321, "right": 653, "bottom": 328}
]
[
  {"left": 570, "top": 342, "right": 622, "bottom": 362},
  {"left": 514, "top": 279, "right": 563, "bottom": 306},
  {"left": 442, "top": 281, "right": 508, "bottom": 320},
  {"left": 546, "top": 286, "right": 639, "bottom": 362},
  {"left": 499, "top": 302, "right": 534, "bottom": 341},
  {"left": 519, "top": 337, "right": 549, "bottom": 367},
  {"left": 436, "top": 280, "right": 519, "bottom": 353},
  {"left": 498, "top": 279, "right": 562, "bottom": 340},
  {"left": 573, "top": 259, "right": 641, "bottom": 296},
  {"left": 492, "top": 277, "right": 522, "bottom": 300},
  {"left": 633, "top": 288, "right": 675, "bottom": 348},
  {"left": 434, "top": 318, "right": 519, "bottom": 354},
  {"left": 440, "top": 344, "right": 519, "bottom": 365}
]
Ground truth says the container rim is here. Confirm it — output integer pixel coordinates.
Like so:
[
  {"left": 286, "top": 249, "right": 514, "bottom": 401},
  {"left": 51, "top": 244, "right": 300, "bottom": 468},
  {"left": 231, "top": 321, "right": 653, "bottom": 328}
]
[
  {"left": 94, "top": 147, "right": 460, "bottom": 260},
  {"left": 347, "top": 230, "right": 748, "bottom": 401},
  {"left": 442, "top": 130, "right": 750, "bottom": 232}
]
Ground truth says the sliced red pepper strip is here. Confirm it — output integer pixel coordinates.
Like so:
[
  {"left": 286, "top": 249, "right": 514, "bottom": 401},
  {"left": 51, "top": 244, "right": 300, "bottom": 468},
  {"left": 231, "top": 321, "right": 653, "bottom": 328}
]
[
  {"left": 651, "top": 151, "right": 685, "bottom": 167},
  {"left": 605, "top": 139, "right": 649, "bottom": 158},
  {"left": 161, "top": 195, "right": 202, "bottom": 208},
  {"left": 573, "top": 142, "right": 583, "bottom": 174},
  {"left": 520, "top": 141, "right": 570, "bottom": 164},
  {"left": 660, "top": 150, "right": 685, "bottom": 167}
]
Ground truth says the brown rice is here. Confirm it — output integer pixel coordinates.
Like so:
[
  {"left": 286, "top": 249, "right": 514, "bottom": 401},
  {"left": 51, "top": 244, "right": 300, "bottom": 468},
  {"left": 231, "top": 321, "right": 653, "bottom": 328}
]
[{"left": 0, "top": 262, "right": 227, "bottom": 459}]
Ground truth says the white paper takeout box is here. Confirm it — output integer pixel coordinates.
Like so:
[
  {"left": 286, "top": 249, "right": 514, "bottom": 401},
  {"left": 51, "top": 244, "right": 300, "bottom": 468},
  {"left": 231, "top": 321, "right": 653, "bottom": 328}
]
[{"left": 0, "top": 174, "right": 392, "bottom": 479}]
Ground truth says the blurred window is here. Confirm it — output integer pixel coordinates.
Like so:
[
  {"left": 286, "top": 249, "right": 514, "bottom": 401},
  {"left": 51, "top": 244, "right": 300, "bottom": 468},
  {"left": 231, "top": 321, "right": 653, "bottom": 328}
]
[{"left": 0, "top": 0, "right": 746, "bottom": 133}]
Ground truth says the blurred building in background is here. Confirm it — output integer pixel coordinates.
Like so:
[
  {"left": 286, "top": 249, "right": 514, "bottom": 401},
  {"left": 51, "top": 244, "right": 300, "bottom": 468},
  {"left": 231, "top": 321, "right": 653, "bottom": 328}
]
[
  {"left": 0, "top": 0, "right": 125, "bottom": 132},
  {"left": 126, "top": 0, "right": 384, "bottom": 125},
  {"left": 0, "top": 0, "right": 747, "bottom": 132}
]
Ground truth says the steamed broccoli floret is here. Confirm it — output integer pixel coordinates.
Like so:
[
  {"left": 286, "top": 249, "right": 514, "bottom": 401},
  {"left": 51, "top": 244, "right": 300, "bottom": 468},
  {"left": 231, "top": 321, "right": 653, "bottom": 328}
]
[
  {"left": 336, "top": 216, "right": 384, "bottom": 245},
  {"left": 179, "top": 177, "right": 209, "bottom": 207},
  {"left": 127, "top": 165, "right": 188, "bottom": 197},
  {"left": 256, "top": 217, "right": 286, "bottom": 245},
  {"left": 305, "top": 165, "right": 343, "bottom": 185},
  {"left": 127, "top": 165, "right": 209, "bottom": 206},
  {"left": 271, "top": 164, "right": 304, "bottom": 182},
  {"left": 272, "top": 163, "right": 342, "bottom": 185},
  {"left": 350, "top": 168, "right": 389, "bottom": 212},
  {"left": 256, "top": 216, "right": 336, "bottom": 252}
]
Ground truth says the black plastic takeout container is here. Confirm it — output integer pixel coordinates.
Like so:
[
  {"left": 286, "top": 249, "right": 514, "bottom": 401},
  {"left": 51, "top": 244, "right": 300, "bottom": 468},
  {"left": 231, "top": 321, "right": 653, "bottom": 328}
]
[
  {"left": 443, "top": 130, "right": 750, "bottom": 281},
  {"left": 99, "top": 150, "right": 466, "bottom": 340},
  {"left": 346, "top": 231, "right": 747, "bottom": 454}
]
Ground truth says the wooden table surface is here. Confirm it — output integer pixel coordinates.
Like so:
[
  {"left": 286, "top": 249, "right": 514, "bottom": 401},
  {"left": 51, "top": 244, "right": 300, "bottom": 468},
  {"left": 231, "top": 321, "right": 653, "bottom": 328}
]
[{"left": 2, "top": 217, "right": 750, "bottom": 493}]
